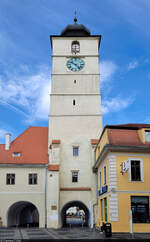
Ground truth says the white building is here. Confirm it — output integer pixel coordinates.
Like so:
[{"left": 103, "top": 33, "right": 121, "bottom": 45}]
[{"left": 0, "top": 18, "right": 102, "bottom": 228}]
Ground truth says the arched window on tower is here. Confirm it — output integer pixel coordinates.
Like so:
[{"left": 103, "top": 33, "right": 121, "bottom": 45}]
[{"left": 71, "top": 41, "right": 80, "bottom": 54}]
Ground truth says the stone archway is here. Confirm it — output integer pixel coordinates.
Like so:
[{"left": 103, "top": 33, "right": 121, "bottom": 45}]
[
  {"left": 61, "top": 200, "right": 89, "bottom": 227},
  {"left": 7, "top": 201, "right": 39, "bottom": 227}
]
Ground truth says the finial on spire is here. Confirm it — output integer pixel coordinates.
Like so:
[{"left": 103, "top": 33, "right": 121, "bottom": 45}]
[{"left": 74, "top": 9, "right": 77, "bottom": 23}]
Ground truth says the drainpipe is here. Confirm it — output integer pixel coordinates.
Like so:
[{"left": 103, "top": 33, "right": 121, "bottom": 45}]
[
  {"left": 129, "top": 210, "right": 133, "bottom": 235},
  {"left": 45, "top": 167, "right": 47, "bottom": 228},
  {"left": 93, "top": 148, "right": 98, "bottom": 227}
]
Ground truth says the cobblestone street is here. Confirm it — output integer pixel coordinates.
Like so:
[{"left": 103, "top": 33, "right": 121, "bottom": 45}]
[{"left": 0, "top": 227, "right": 150, "bottom": 240}]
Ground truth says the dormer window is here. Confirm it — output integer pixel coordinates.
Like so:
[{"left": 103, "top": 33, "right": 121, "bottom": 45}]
[
  {"left": 71, "top": 41, "right": 80, "bottom": 54},
  {"left": 12, "top": 152, "right": 21, "bottom": 157},
  {"left": 145, "top": 130, "right": 150, "bottom": 142}
]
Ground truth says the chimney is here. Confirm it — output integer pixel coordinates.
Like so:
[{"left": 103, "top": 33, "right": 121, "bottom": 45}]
[{"left": 5, "top": 133, "right": 11, "bottom": 150}]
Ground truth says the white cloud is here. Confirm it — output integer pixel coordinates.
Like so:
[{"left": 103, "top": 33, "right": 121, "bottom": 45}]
[
  {"left": 102, "top": 95, "right": 135, "bottom": 114},
  {"left": 128, "top": 60, "right": 139, "bottom": 70},
  {"left": 0, "top": 65, "right": 51, "bottom": 123},
  {"left": 100, "top": 61, "right": 118, "bottom": 84},
  {"left": 0, "top": 128, "right": 7, "bottom": 140}
]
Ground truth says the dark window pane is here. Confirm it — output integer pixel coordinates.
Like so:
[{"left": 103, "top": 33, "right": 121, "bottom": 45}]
[
  {"left": 29, "top": 173, "right": 37, "bottom": 185},
  {"left": 131, "top": 196, "right": 149, "bottom": 223},
  {"left": 131, "top": 160, "right": 141, "bottom": 181},
  {"left": 72, "top": 172, "right": 78, "bottom": 182},
  {"left": 73, "top": 147, "right": 79, "bottom": 156}
]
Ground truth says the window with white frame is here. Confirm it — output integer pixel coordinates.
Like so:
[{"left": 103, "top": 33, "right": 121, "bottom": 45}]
[
  {"left": 130, "top": 159, "right": 143, "bottom": 182},
  {"left": 145, "top": 130, "right": 150, "bottom": 142},
  {"left": 71, "top": 41, "right": 80, "bottom": 54}
]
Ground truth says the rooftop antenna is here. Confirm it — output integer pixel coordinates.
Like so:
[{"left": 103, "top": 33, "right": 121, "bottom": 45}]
[{"left": 74, "top": 9, "right": 78, "bottom": 23}]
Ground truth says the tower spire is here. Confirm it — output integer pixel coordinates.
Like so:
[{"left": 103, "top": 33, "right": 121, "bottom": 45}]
[{"left": 74, "top": 10, "right": 77, "bottom": 23}]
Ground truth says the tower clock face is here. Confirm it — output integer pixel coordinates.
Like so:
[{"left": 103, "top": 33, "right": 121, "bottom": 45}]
[{"left": 67, "top": 58, "right": 85, "bottom": 72}]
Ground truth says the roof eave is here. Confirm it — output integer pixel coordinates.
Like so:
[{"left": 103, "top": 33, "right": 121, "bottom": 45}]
[{"left": 93, "top": 144, "right": 150, "bottom": 170}]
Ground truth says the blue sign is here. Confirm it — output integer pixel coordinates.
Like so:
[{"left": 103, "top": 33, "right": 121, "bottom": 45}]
[{"left": 98, "top": 185, "right": 108, "bottom": 196}]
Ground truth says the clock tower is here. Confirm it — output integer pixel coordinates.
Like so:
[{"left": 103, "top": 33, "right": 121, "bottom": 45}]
[{"left": 47, "top": 18, "right": 102, "bottom": 228}]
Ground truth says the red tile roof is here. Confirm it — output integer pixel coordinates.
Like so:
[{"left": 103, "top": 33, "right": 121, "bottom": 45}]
[
  {"left": 48, "top": 164, "right": 59, "bottom": 171},
  {"left": 108, "top": 128, "right": 143, "bottom": 146},
  {"left": 52, "top": 140, "right": 61, "bottom": 144},
  {"left": 91, "top": 139, "right": 99, "bottom": 145},
  {"left": 0, "top": 127, "right": 48, "bottom": 164}
]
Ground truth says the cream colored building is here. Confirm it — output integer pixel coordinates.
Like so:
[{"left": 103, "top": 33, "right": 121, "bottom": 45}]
[
  {"left": 48, "top": 18, "right": 102, "bottom": 228},
  {"left": 0, "top": 19, "right": 102, "bottom": 228}
]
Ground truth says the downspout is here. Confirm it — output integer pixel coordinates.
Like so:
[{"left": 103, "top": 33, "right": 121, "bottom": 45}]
[
  {"left": 45, "top": 167, "right": 47, "bottom": 228},
  {"left": 93, "top": 148, "right": 98, "bottom": 226}
]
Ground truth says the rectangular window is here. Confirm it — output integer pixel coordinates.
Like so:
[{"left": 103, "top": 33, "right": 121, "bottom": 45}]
[
  {"left": 104, "top": 166, "right": 106, "bottom": 185},
  {"left": 104, "top": 198, "right": 108, "bottom": 222},
  {"left": 6, "top": 173, "right": 15, "bottom": 185},
  {"left": 29, "top": 173, "right": 37, "bottom": 185},
  {"left": 145, "top": 131, "right": 150, "bottom": 142},
  {"left": 100, "top": 199, "right": 103, "bottom": 220},
  {"left": 72, "top": 171, "right": 78, "bottom": 182},
  {"left": 99, "top": 171, "right": 101, "bottom": 188},
  {"left": 131, "top": 160, "right": 141, "bottom": 181},
  {"left": 131, "top": 196, "right": 149, "bottom": 223},
  {"left": 73, "top": 147, "right": 79, "bottom": 156}
]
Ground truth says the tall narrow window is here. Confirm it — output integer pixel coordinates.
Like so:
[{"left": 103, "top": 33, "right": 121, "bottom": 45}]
[
  {"left": 131, "top": 160, "right": 141, "bottom": 181},
  {"left": 73, "top": 100, "right": 76, "bottom": 106},
  {"left": 6, "top": 173, "right": 15, "bottom": 185},
  {"left": 73, "top": 147, "right": 79, "bottom": 156},
  {"left": 104, "top": 198, "right": 107, "bottom": 222},
  {"left": 72, "top": 171, "right": 78, "bottom": 182},
  {"left": 29, "top": 173, "right": 37, "bottom": 185},
  {"left": 100, "top": 199, "right": 103, "bottom": 220},
  {"left": 99, "top": 171, "right": 101, "bottom": 188},
  {"left": 71, "top": 41, "right": 80, "bottom": 54},
  {"left": 104, "top": 166, "right": 106, "bottom": 185}
]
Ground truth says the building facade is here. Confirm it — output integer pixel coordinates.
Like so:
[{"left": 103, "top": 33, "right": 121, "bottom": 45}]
[
  {"left": 94, "top": 124, "right": 150, "bottom": 232},
  {"left": 0, "top": 19, "right": 102, "bottom": 228}
]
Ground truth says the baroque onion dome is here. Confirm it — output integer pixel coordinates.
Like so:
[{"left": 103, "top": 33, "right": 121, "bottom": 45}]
[{"left": 61, "top": 17, "right": 91, "bottom": 37}]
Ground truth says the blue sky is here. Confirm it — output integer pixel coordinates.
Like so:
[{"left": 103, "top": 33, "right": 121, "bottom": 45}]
[{"left": 0, "top": 0, "right": 150, "bottom": 143}]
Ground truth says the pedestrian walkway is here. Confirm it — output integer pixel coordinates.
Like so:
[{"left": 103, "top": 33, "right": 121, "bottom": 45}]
[{"left": 0, "top": 227, "right": 150, "bottom": 240}]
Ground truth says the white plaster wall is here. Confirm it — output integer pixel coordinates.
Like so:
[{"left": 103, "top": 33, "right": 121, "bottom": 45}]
[
  {"left": 51, "top": 74, "right": 100, "bottom": 95},
  {"left": 51, "top": 37, "right": 100, "bottom": 56},
  {"left": 50, "top": 95, "right": 101, "bottom": 116},
  {"left": 46, "top": 171, "right": 59, "bottom": 228},
  {"left": 49, "top": 116, "right": 102, "bottom": 140},
  {"left": 0, "top": 167, "right": 46, "bottom": 227}
]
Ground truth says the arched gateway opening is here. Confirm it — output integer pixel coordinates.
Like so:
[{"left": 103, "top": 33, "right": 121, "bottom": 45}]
[
  {"left": 61, "top": 201, "right": 89, "bottom": 227},
  {"left": 7, "top": 201, "right": 39, "bottom": 227}
]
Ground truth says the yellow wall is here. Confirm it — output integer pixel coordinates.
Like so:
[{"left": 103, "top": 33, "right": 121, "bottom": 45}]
[
  {"left": 97, "top": 159, "right": 109, "bottom": 190},
  {"left": 97, "top": 150, "right": 150, "bottom": 232},
  {"left": 116, "top": 153, "right": 150, "bottom": 191},
  {"left": 96, "top": 129, "right": 109, "bottom": 160},
  {"left": 138, "top": 128, "right": 150, "bottom": 144}
]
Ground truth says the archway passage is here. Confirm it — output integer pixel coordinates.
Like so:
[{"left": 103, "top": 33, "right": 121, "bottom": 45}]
[
  {"left": 7, "top": 201, "right": 39, "bottom": 227},
  {"left": 61, "top": 201, "right": 89, "bottom": 227}
]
